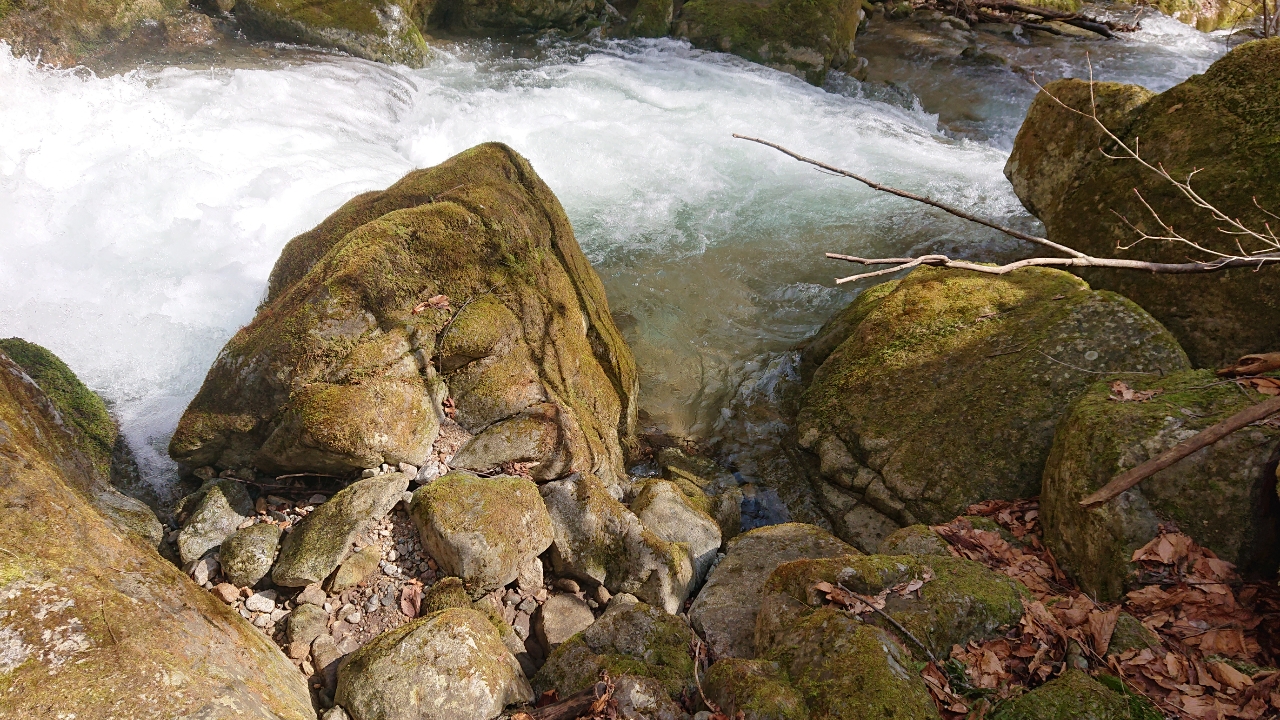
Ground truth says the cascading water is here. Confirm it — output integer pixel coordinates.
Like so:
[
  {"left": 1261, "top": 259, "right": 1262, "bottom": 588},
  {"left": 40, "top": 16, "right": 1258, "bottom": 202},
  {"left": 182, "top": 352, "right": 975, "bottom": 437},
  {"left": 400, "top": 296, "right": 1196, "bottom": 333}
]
[{"left": 0, "top": 20, "right": 1235, "bottom": 496}]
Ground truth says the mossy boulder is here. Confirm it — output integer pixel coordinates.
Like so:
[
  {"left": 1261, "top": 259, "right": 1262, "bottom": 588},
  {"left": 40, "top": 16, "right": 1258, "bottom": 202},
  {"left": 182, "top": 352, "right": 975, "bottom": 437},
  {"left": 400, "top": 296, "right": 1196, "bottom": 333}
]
[
  {"left": 990, "top": 669, "right": 1132, "bottom": 720},
  {"left": 236, "top": 0, "right": 431, "bottom": 66},
  {"left": 1041, "top": 369, "right": 1280, "bottom": 601},
  {"left": 675, "top": 0, "right": 861, "bottom": 85},
  {"left": 630, "top": 478, "right": 722, "bottom": 586},
  {"left": 704, "top": 658, "right": 810, "bottom": 720},
  {"left": 0, "top": 338, "right": 163, "bottom": 548},
  {"left": 178, "top": 477, "right": 254, "bottom": 564},
  {"left": 271, "top": 472, "right": 409, "bottom": 587},
  {"left": 877, "top": 525, "right": 950, "bottom": 557},
  {"left": 335, "top": 607, "right": 533, "bottom": 720},
  {"left": 533, "top": 600, "right": 695, "bottom": 700},
  {"left": 426, "top": 0, "right": 603, "bottom": 33},
  {"left": 793, "top": 266, "right": 1189, "bottom": 550},
  {"left": 762, "top": 608, "right": 940, "bottom": 720},
  {"left": 658, "top": 447, "right": 743, "bottom": 541},
  {"left": 170, "top": 143, "right": 638, "bottom": 494},
  {"left": 330, "top": 546, "right": 382, "bottom": 590},
  {"left": 0, "top": 347, "right": 312, "bottom": 719},
  {"left": 541, "top": 473, "right": 693, "bottom": 614},
  {"left": 0, "top": 0, "right": 187, "bottom": 66},
  {"left": 689, "top": 523, "right": 855, "bottom": 660},
  {"left": 220, "top": 522, "right": 283, "bottom": 587},
  {"left": 1148, "top": 0, "right": 1254, "bottom": 30},
  {"left": 409, "top": 470, "right": 554, "bottom": 598},
  {"left": 757, "top": 553, "right": 1026, "bottom": 659},
  {"left": 286, "top": 602, "right": 330, "bottom": 658},
  {"left": 1005, "top": 40, "right": 1280, "bottom": 368},
  {"left": 1107, "top": 613, "right": 1161, "bottom": 656},
  {"left": 614, "top": 0, "right": 672, "bottom": 37},
  {"left": 422, "top": 575, "right": 472, "bottom": 613}
]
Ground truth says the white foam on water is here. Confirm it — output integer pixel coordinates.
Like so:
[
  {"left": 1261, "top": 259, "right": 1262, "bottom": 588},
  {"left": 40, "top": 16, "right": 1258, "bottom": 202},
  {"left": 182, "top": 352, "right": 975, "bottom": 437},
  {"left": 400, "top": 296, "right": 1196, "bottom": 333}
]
[{"left": 0, "top": 31, "right": 1228, "bottom": 489}]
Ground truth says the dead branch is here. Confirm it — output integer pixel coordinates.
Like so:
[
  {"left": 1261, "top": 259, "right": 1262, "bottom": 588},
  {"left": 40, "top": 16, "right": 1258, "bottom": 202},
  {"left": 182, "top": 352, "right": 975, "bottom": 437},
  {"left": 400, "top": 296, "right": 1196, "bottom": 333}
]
[
  {"left": 1216, "top": 352, "right": 1280, "bottom": 378},
  {"left": 510, "top": 677, "right": 613, "bottom": 720},
  {"left": 835, "top": 582, "right": 939, "bottom": 664},
  {"left": 1079, "top": 393, "right": 1280, "bottom": 509},
  {"left": 822, "top": 251, "right": 1278, "bottom": 283}
]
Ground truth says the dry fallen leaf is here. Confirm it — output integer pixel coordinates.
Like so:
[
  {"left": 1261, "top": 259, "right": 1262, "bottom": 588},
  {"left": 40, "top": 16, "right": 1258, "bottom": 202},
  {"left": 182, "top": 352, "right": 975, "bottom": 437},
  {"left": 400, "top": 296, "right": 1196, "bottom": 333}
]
[
  {"left": 399, "top": 584, "right": 422, "bottom": 618},
  {"left": 1109, "top": 380, "right": 1162, "bottom": 402},
  {"left": 412, "top": 294, "right": 451, "bottom": 314}
]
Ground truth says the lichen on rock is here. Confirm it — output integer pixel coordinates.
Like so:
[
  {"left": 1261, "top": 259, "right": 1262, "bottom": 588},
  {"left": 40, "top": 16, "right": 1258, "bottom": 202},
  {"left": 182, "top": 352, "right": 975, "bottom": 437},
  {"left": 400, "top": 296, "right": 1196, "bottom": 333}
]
[
  {"left": 793, "top": 266, "right": 1189, "bottom": 550},
  {"left": 1041, "top": 369, "right": 1280, "bottom": 601},
  {"left": 170, "top": 142, "right": 638, "bottom": 496},
  {"left": 1005, "top": 39, "right": 1280, "bottom": 368}
]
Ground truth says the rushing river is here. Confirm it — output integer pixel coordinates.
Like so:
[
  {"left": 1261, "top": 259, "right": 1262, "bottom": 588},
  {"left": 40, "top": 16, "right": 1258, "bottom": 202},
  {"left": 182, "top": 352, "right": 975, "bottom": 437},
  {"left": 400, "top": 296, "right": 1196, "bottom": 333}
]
[{"left": 0, "top": 15, "right": 1235, "bottom": 493}]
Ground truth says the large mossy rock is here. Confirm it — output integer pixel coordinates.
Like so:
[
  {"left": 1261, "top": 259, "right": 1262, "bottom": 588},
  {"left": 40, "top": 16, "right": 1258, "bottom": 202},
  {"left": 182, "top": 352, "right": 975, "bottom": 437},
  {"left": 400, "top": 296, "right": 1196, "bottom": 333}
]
[
  {"left": 335, "top": 607, "right": 533, "bottom": 720},
  {"left": 177, "top": 477, "right": 254, "bottom": 564},
  {"left": 236, "top": 0, "right": 431, "bottom": 66},
  {"left": 630, "top": 478, "right": 722, "bottom": 587},
  {"left": 1005, "top": 39, "right": 1280, "bottom": 368},
  {"left": 793, "top": 266, "right": 1189, "bottom": 550},
  {"left": 1041, "top": 370, "right": 1280, "bottom": 601},
  {"left": 0, "top": 346, "right": 313, "bottom": 719},
  {"left": 541, "top": 473, "right": 694, "bottom": 614},
  {"left": 990, "top": 669, "right": 1136, "bottom": 720},
  {"left": 0, "top": 338, "right": 163, "bottom": 548},
  {"left": 533, "top": 600, "right": 695, "bottom": 701},
  {"left": 689, "top": 523, "right": 855, "bottom": 660},
  {"left": 1148, "top": 0, "right": 1255, "bottom": 31},
  {"left": 757, "top": 553, "right": 1026, "bottom": 659},
  {"left": 410, "top": 470, "right": 554, "bottom": 598},
  {"left": 271, "top": 472, "right": 409, "bottom": 587},
  {"left": 0, "top": 0, "right": 187, "bottom": 66},
  {"left": 675, "top": 0, "right": 860, "bottom": 85},
  {"left": 170, "top": 143, "right": 638, "bottom": 494},
  {"left": 704, "top": 658, "right": 810, "bottom": 720},
  {"left": 425, "top": 0, "right": 603, "bottom": 34}
]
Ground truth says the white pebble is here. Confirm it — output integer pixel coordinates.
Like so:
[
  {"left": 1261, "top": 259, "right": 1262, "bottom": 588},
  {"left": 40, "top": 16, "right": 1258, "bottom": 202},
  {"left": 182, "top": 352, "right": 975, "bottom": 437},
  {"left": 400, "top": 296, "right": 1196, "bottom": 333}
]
[{"left": 245, "top": 591, "right": 277, "bottom": 613}]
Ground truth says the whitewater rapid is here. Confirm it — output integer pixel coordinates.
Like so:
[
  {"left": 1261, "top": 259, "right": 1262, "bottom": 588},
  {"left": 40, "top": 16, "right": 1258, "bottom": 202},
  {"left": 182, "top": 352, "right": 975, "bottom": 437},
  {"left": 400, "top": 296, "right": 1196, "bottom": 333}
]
[{"left": 0, "top": 24, "right": 1232, "bottom": 490}]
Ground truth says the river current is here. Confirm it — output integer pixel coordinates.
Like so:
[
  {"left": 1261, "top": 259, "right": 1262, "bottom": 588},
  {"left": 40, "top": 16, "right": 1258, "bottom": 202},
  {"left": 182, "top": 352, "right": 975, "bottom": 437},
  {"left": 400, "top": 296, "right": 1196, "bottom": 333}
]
[{"left": 0, "top": 15, "right": 1236, "bottom": 492}]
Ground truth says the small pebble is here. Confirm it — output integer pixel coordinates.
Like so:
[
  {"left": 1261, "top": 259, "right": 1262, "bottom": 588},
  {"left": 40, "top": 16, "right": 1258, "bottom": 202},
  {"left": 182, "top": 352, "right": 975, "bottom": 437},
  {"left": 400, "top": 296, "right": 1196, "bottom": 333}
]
[
  {"left": 346, "top": 611, "right": 363, "bottom": 624},
  {"left": 387, "top": 550, "right": 398, "bottom": 562},
  {"left": 518, "top": 597, "right": 537, "bottom": 614},
  {"left": 364, "top": 597, "right": 381, "bottom": 613},
  {"left": 252, "top": 614, "right": 273, "bottom": 629},
  {"left": 245, "top": 591, "right": 277, "bottom": 613},
  {"left": 211, "top": 583, "right": 239, "bottom": 604},
  {"left": 309, "top": 494, "right": 328, "bottom": 505},
  {"left": 361, "top": 469, "right": 377, "bottom": 478},
  {"left": 301, "top": 660, "right": 314, "bottom": 676},
  {"left": 270, "top": 607, "right": 290, "bottom": 622},
  {"left": 239, "top": 606, "right": 253, "bottom": 620}
]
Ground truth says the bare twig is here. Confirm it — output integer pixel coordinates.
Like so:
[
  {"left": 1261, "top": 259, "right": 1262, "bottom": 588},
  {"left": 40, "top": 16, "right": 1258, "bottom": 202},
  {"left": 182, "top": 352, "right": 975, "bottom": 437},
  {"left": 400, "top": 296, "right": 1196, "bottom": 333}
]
[
  {"left": 836, "top": 582, "right": 939, "bottom": 664},
  {"left": 101, "top": 599, "right": 119, "bottom": 646},
  {"left": 1079, "top": 393, "right": 1280, "bottom": 508},
  {"left": 823, "top": 251, "right": 1276, "bottom": 283},
  {"left": 692, "top": 637, "right": 723, "bottom": 715}
]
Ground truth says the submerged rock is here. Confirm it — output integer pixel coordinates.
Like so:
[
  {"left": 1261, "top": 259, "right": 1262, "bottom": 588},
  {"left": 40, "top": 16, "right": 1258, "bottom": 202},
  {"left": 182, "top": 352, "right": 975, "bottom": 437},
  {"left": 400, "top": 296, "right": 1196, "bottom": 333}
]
[
  {"left": 675, "top": 0, "right": 861, "bottom": 85},
  {"left": 236, "top": 0, "right": 430, "bottom": 66},
  {"left": 410, "top": 470, "right": 554, "bottom": 598},
  {"left": 793, "top": 266, "right": 1189, "bottom": 550},
  {"left": 690, "top": 523, "right": 855, "bottom": 660},
  {"left": 170, "top": 142, "right": 637, "bottom": 495},
  {"left": 533, "top": 600, "right": 695, "bottom": 701},
  {"left": 0, "top": 344, "right": 312, "bottom": 719},
  {"left": 220, "top": 521, "right": 284, "bottom": 587},
  {"left": 1005, "top": 39, "right": 1280, "bottom": 368},
  {"left": 335, "top": 607, "right": 533, "bottom": 720},
  {"left": 541, "top": 473, "right": 694, "bottom": 614},
  {"left": 1041, "top": 369, "right": 1280, "bottom": 601},
  {"left": 272, "top": 472, "right": 409, "bottom": 587}
]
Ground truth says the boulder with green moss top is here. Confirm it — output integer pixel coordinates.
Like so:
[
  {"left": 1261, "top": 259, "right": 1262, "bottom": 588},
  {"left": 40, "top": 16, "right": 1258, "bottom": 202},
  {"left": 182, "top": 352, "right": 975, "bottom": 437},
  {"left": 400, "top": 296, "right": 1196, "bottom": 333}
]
[
  {"left": 0, "top": 0, "right": 188, "bottom": 66},
  {"left": 877, "top": 525, "right": 950, "bottom": 557},
  {"left": 1005, "top": 40, "right": 1280, "bottom": 368},
  {"left": 658, "top": 447, "right": 744, "bottom": 541},
  {"left": 335, "top": 607, "right": 533, "bottom": 720},
  {"left": 235, "top": 0, "right": 430, "bottom": 66},
  {"left": 220, "top": 522, "right": 283, "bottom": 587},
  {"left": 793, "top": 266, "right": 1189, "bottom": 551},
  {"left": 271, "top": 472, "right": 409, "bottom": 587},
  {"left": 1107, "top": 613, "right": 1161, "bottom": 656},
  {"left": 690, "top": 523, "right": 855, "bottom": 660},
  {"left": 425, "top": 0, "right": 603, "bottom": 34},
  {"left": 540, "top": 473, "right": 693, "bottom": 614},
  {"left": 704, "top": 658, "right": 810, "bottom": 720},
  {"left": 764, "top": 608, "right": 940, "bottom": 720},
  {"left": 178, "top": 478, "right": 254, "bottom": 564},
  {"left": 674, "top": 0, "right": 861, "bottom": 85},
  {"left": 631, "top": 479, "right": 722, "bottom": 585},
  {"left": 1147, "top": 0, "right": 1254, "bottom": 30},
  {"left": 422, "top": 575, "right": 472, "bottom": 613},
  {"left": 990, "top": 669, "right": 1136, "bottom": 720},
  {"left": 0, "top": 347, "right": 313, "bottom": 719},
  {"left": 533, "top": 600, "right": 695, "bottom": 700},
  {"left": 287, "top": 602, "right": 330, "bottom": 658},
  {"left": 1041, "top": 369, "right": 1280, "bottom": 602},
  {"left": 757, "top": 553, "right": 1026, "bottom": 659},
  {"left": 410, "top": 470, "right": 554, "bottom": 597},
  {"left": 330, "top": 546, "right": 382, "bottom": 590},
  {"left": 170, "top": 143, "right": 638, "bottom": 495},
  {"left": 0, "top": 338, "right": 163, "bottom": 548},
  {"left": 614, "top": 0, "right": 672, "bottom": 37}
]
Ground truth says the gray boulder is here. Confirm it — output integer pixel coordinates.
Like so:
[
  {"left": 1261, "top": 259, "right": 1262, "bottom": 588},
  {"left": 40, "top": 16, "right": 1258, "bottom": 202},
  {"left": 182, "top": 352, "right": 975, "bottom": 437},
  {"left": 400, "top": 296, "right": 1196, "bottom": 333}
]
[
  {"left": 534, "top": 593, "right": 596, "bottom": 652},
  {"left": 541, "top": 473, "right": 693, "bottom": 614},
  {"left": 631, "top": 479, "right": 722, "bottom": 586},
  {"left": 689, "top": 523, "right": 855, "bottom": 660},
  {"left": 335, "top": 607, "right": 533, "bottom": 720},
  {"left": 272, "top": 473, "right": 408, "bottom": 587},
  {"left": 287, "top": 603, "right": 330, "bottom": 659},
  {"left": 220, "top": 522, "right": 283, "bottom": 587},
  {"left": 178, "top": 478, "right": 253, "bottom": 564},
  {"left": 410, "top": 471, "right": 554, "bottom": 598}
]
